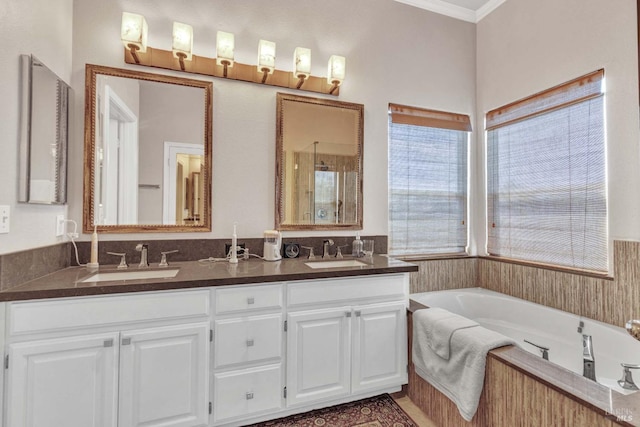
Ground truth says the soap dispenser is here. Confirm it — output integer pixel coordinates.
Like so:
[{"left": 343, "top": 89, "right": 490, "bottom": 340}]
[{"left": 352, "top": 232, "right": 363, "bottom": 257}]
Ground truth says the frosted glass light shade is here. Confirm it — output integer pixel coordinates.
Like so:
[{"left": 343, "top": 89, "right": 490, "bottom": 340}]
[
  {"left": 327, "top": 55, "right": 346, "bottom": 84},
  {"left": 216, "top": 31, "right": 235, "bottom": 66},
  {"left": 293, "top": 47, "right": 311, "bottom": 78},
  {"left": 121, "top": 12, "right": 148, "bottom": 52},
  {"left": 257, "top": 40, "right": 276, "bottom": 74},
  {"left": 172, "top": 22, "right": 193, "bottom": 60}
]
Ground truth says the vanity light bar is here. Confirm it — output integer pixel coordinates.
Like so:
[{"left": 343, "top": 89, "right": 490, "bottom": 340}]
[{"left": 120, "top": 12, "right": 345, "bottom": 96}]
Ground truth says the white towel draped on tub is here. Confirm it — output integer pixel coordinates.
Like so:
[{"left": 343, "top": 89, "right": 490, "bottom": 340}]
[
  {"left": 412, "top": 308, "right": 515, "bottom": 421},
  {"left": 418, "top": 307, "right": 479, "bottom": 360}
]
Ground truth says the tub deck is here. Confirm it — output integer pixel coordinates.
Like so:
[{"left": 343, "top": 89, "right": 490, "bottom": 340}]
[{"left": 408, "top": 300, "right": 639, "bottom": 426}]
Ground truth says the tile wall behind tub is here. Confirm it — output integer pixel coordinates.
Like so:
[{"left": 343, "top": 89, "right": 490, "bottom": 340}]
[
  {"left": 409, "top": 257, "right": 478, "bottom": 293},
  {"left": 478, "top": 240, "right": 640, "bottom": 328},
  {"left": 408, "top": 241, "right": 640, "bottom": 328}
]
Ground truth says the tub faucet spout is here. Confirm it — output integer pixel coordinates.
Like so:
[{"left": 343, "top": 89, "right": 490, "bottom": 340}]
[
  {"left": 524, "top": 339, "right": 549, "bottom": 360},
  {"left": 582, "top": 334, "right": 596, "bottom": 381}
]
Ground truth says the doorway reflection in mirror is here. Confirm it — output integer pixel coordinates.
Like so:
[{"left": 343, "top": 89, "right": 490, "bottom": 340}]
[{"left": 93, "top": 73, "right": 205, "bottom": 227}]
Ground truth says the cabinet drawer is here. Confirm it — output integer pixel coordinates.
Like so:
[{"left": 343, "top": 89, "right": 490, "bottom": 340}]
[
  {"left": 8, "top": 289, "right": 210, "bottom": 337},
  {"left": 213, "top": 364, "right": 283, "bottom": 423},
  {"left": 287, "top": 274, "right": 407, "bottom": 308},
  {"left": 214, "top": 283, "right": 283, "bottom": 314},
  {"left": 214, "top": 314, "right": 282, "bottom": 368}
]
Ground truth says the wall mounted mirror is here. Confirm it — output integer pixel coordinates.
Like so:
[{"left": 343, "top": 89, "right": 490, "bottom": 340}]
[
  {"left": 276, "top": 93, "right": 364, "bottom": 230},
  {"left": 19, "top": 54, "right": 70, "bottom": 204},
  {"left": 83, "top": 64, "right": 212, "bottom": 233}
]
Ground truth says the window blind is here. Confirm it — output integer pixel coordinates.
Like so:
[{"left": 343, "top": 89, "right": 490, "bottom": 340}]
[
  {"left": 388, "top": 104, "right": 470, "bottom": 256},
  {"left": 486, "top": 70, "right": 607, "bottom": 272}
]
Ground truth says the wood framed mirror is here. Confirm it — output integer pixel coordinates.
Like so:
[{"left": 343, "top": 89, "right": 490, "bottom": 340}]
[
  {"left": 275, "top": 93, "right": 364, "bottom": 230},
  {"left": 83, "top": 64, "right": 212, "bottom": 233}
]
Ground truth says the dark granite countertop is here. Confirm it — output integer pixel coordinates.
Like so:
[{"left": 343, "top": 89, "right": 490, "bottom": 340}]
[
  {"left": 0, "top": 255, "right": 418, "bottom": 302},
  {"left": 409, "top": 300, "right": 638, "bottom": 426}
]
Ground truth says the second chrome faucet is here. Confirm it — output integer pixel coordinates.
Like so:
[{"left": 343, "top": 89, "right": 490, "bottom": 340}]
[
  {"left": 322, "top": 239, "right": 334, "bottom": 259},
  {"left": 108, "top": 244, "right": 178, "bottom": 268}
]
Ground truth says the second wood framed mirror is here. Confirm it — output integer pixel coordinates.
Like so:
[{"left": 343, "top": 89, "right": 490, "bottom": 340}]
[
  {"left": 276, "top": 93, "right": 364, "bottom": 230},
  {"left": 83, "top": 64, "right": 212, "bottom": 233}
]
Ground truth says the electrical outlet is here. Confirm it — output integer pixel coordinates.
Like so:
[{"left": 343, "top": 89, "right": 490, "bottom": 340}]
[
  {"left": 224, "top": 243, "right": 245, "bottom": 256},
  {"left": 56, "top": 215, "right": 65, "bottom": 237},
  {"left": 0, "top": 205, "right": 9, "bottom": 234}
]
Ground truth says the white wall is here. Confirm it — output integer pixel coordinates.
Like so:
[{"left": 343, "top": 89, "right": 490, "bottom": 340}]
[
  {"left": 68, "top": 0, "right": 476, "bottom": 242},
  {"left": 0, "top": 0, "right": 73, "bottom": 254},
  {"left": 473, "top": 0, "right": 640, "bottom": 258}
]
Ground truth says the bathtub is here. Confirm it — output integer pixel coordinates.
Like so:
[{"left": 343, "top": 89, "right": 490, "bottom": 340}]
[{"left": 410, "top": 287, "right": 640, "bottom": 396}]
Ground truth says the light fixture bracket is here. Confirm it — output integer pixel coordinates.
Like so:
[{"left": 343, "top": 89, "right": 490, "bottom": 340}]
[{"left": 123, "top": 47, "right": 340, "bottom": 96}]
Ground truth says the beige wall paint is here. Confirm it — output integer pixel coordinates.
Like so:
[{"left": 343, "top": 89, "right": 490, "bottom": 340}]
[
  {"left": 1, "top": 0, "right": 475, "bottom": 253},
  {"left": 0, "top": 0, "right": 72, "bottom": 253},
  {"left": 473, "top": 0, "right": 640, "bottom": 259},
  {"left": 66, "top": 0, "right": 476, "bottom": 243}
]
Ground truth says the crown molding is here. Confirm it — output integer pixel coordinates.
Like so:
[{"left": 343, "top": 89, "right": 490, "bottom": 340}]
[
  {"left": 476, "top": 0, "right": 507, "bottom": 22},
  {"left": 395, "top": 0, "right": 476, "bottom": 22},
  {"left": 394, "top": 0, "right": 506, "bottom": 23}
]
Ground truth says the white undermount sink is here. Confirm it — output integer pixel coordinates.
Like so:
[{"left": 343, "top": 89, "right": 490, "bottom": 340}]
[
  {"left": 304, "top": 260, "right": 367, "bottom": 269},
  {"left": 81, "top": 269, "right": 180, "bottom": 283}
]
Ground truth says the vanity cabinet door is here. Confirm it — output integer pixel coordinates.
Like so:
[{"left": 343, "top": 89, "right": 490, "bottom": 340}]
[
  {"left": 286, "top": 307, "right": 351, "bottom": 406},
  {"left": 118, "top": 322, "right": 209, "bottom": 427},
  {"left": 6, "top": 332, "right": 119, "bottom": 427},
  {"left": 351, "top": 301, "right": 407, "bottom": 394}
]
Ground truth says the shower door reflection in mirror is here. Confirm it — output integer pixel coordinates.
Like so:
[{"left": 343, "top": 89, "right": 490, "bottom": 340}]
[
  {"left": 276, "top": 93, "right": 364, "bottom": 230},
  {"left": 292, "top": 141, "right": 359, "bottom": 225}
]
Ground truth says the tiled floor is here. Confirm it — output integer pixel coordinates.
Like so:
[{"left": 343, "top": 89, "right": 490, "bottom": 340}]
[{"left": 391, "top": 392, "right": 438, "bottom": 427}]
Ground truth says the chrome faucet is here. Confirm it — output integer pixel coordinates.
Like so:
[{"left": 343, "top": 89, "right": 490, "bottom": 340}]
[
  {"left": 524, "top": 339, "right": 549, "bottom": 360},
  {"left": 301, "top": 246, "right": 316, "bottom": 259},
  {"left": 582, "top": 334, "right": 596, "bottom": 381},
  {"left": 136, "top": 243, "right": 149, "bottom": 268},
  {"left": 618, "top": 363, "right": 640, "bottom": 390},
  {"left": 322, "top": 239, "right": 334, "bottom": 259},
  {"left": 107, "top": 252, "right": 128, "bottom": 269}
]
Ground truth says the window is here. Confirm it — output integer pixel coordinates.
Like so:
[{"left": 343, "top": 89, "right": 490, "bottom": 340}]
[
  {"left": 486, "top": 70, "right": 607, "bottom": 272},
  {"left": 388, "top": 104, "right": 470, "bottom": 256}
]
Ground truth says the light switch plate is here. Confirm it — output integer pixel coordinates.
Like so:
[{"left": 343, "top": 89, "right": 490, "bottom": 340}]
[{"left": 0, "top": 205, "right": 9, "bottom": 234}]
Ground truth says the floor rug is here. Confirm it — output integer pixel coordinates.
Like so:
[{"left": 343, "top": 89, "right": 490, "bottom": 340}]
[{"left": 246, "top": 394, "right": 418, "bottom": 427}]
